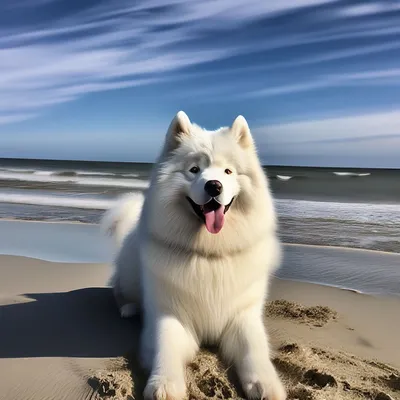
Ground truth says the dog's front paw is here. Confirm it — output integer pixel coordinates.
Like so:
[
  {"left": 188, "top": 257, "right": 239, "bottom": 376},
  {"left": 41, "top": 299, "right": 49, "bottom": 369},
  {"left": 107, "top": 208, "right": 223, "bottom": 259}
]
[
  {"left": 143, "top": 375, "right": 186, "bottom": 400},
  {"left": 243, "top": 374, "right": 286, "bottom": 400}
]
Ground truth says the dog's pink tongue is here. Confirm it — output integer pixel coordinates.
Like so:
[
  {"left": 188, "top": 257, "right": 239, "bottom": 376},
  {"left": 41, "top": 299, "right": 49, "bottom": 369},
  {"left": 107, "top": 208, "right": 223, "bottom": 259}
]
[{"left": 204, "top": 205, "right": 225, "bottom": 234}]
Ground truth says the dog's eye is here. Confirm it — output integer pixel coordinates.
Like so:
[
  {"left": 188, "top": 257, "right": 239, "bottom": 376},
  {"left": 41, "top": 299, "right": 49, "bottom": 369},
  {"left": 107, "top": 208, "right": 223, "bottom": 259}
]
[
  {"left": 225, "top": 168, "right": 232, "bottom": 175},
  {"left": 189, "top": 166, "right": 200, "bottom": 174}
]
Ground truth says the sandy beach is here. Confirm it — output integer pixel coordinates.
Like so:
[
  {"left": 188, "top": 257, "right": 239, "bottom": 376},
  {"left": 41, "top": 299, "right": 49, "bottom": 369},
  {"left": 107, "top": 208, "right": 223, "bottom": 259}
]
[{"left": 0, "top": 254, "right": 399, "bottom": 400}]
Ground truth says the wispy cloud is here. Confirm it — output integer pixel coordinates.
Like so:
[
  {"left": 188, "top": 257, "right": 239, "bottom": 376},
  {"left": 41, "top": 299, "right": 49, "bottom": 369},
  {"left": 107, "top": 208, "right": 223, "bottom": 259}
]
[
  {"left": 254, "top": 109, "right": 400, "bottom": 167},
  {"left": 254, "top": 110, "right": 400, "bottom": 146},
  {"left": 0, "top": 0, "right": 399, "bottom": 125},
  {"left": 245, "top": 68, "right": 400, "bottom": 98},
  {"left": 340, "top": 2, "right": 400, "bottom": 17},
  {"left": 0, "top": 113, "right": 38, "bottom": 125}
]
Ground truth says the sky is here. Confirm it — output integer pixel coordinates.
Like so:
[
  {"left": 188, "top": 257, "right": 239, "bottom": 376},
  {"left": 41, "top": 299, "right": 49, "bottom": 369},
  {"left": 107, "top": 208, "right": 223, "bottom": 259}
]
[{"left": 0, "top": 0, "right": 399, "bottom": 168}]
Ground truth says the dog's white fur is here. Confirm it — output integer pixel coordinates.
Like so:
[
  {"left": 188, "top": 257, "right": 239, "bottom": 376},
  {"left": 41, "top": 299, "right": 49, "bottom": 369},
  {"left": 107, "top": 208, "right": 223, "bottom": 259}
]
[{"left": 101, "top": 112, "right": 286, "bottom": 400}]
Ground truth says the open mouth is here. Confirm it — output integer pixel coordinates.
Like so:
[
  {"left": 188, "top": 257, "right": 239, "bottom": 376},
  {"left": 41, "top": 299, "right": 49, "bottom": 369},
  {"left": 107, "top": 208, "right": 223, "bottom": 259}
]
[{"left": 186, "top": 197, "right": 234, "bottom": 234}]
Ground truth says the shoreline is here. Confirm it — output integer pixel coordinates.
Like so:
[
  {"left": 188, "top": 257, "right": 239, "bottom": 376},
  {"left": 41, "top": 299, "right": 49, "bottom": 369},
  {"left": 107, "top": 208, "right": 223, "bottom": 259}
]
[
  {"left": 0, "top": 251, "right": 398, "bottom": 300},
  {"left": 0, "top": 252, "right": 390, "bottom": 297},
  {"left": 0, "top": 253, "right": 378, "bottom": 296},
  {"left": 1, "top": 218, "right": 400, "bottom": 297},
  {"left": 0, "top": 216, "right": 99, "bottom": 225},
  {"left": 1, "top": 216, "right": 398, "bottom": 256}
]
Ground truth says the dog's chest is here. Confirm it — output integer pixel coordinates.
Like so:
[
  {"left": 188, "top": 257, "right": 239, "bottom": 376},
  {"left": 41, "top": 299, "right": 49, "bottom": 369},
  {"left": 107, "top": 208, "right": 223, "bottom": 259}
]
[{"left": 143, "top": 239, "right": 271, "bottom": 339}]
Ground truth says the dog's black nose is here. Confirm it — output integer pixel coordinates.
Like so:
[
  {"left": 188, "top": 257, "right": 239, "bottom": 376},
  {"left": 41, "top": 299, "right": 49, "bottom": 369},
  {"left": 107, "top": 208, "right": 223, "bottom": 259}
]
[{"left": 204, "top": 180, "right": 223, "bottom": 197}]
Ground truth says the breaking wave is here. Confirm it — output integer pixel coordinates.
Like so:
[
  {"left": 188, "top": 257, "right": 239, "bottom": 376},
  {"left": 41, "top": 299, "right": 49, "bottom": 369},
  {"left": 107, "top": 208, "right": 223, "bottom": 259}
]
[
  {"left": 0, "top": 192, "right": 116, "bottom": 210},
  {"left": 0, "top": 171, "right": 148, "bottom": 189},
  {"left": 333, "top": 172, "right": 371, "bottom": 177},
  {"left": 276, "top": 175, "right": 293, "bottom": 181}
]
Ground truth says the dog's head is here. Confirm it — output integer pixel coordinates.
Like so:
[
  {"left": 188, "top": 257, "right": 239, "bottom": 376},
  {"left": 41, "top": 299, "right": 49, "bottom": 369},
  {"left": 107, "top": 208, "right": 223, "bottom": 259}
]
[{"left": 146, "top": 112, "right": 276, "bottom": 252}]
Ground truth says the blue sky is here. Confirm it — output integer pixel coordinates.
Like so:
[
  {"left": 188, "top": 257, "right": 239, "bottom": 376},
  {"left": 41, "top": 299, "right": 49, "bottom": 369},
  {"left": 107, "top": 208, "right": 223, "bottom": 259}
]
[{"left": 0, "top": 0, "right": 399, "bottom": 167}]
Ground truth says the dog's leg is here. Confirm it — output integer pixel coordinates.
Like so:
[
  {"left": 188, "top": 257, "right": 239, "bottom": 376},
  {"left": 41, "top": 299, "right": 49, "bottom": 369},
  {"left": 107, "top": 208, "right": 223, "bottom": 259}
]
[
  {"left": 220, "top": 308, "right": 286, "bottom": 400},
  {"left": 143, "top": 314, "right": 198, "bottom": 400},
  {"left": 113, "top": 275, "right": 139, "bottom": 318}
]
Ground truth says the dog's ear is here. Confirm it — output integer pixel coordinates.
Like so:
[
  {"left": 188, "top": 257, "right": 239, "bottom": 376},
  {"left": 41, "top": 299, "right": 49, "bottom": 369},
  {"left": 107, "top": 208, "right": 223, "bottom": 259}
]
[
  {"left": 165, "top": 111, "right": 192, "bottom": 151},
  {"left": 230, "top": 115, "right": 253, "bottom": 148}
]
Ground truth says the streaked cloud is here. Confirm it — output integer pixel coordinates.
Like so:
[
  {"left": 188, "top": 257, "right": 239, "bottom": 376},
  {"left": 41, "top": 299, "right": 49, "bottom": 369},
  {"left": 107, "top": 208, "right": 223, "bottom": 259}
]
[
  {"left": 253, "top": 110, "right": 400, "bottom": 167},
  {"left": 246, "top": 68, "right": 400, "bottom": 98},
  {"left": 1, "top": 0, "right": 400, "bottom": 125},
  {"left": 340, "top": 2, "right": 400, "bottom": 17},
  {"left": 254, "top": 110, "right": 400, "bottom": 149},
  {"left": 0, "top": 113, "right": 38, "bottom": 125}
]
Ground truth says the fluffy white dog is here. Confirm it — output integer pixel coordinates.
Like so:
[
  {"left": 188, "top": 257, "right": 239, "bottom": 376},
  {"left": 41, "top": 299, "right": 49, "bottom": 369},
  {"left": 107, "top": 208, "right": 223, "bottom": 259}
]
[{"left": 102, "top": 112, "right": 286, "bottom": 400}]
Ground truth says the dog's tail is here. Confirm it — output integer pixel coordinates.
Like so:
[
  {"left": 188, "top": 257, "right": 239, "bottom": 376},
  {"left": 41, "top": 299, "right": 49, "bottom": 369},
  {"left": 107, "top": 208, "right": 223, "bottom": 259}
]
[{"left": 100, "top": 192, "right": 144, "bottom": 249}]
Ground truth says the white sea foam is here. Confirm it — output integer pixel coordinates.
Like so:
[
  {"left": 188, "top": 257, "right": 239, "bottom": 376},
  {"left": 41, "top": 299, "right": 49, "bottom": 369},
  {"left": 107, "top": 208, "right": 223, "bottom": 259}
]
[
  {"left": 275, "top": 198, "right": 400, "bottom": 225},
  {"left": 75, "top": 171, "right": 116, "bottom": 176},
  {"left": 0, "top": 171, "right": 149, "bottom": 189},
  {"left": 33, "top": 170, "right": 54, "bottom": 176},
  {"left": 276, "top": 175, "right": 293, "bottom": 181},
  {"left": 0, "top": 168, "right": 34, "bottom": 173},
  {"left": 333, "top": 171, "right": 371, "bottom": 177},
  {"left": 0, "top": 167, "right": 136, "bottom": 178},
  {"left": 2, "top": 190, "right": 399, "bottom": 227},
  {"left": 0, "top": 192, "right": 116, "bottom": 209}
]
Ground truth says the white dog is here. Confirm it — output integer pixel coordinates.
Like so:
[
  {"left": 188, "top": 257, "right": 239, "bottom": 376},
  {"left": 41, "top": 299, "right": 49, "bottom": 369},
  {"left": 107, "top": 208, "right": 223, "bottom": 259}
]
[{"left": 101, "top": 112, "right": 286, "bottom": 400}]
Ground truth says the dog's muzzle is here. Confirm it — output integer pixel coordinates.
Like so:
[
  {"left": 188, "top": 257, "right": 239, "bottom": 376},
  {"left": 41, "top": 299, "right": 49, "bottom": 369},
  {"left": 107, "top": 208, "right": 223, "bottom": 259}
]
[{"left": 186, "top": 195, "right": 234, "bottom": 234}]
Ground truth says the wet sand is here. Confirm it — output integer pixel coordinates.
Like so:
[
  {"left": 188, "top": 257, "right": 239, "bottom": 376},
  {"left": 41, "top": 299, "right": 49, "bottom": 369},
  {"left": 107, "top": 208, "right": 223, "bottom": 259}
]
[{"left": 1, "top": 219, "right": 400, "bottom": 295}]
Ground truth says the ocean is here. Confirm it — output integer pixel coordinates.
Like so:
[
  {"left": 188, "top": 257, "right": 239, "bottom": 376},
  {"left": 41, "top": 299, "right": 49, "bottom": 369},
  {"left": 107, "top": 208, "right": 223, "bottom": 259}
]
[
  {"left": 1, "top": 158, "right": 399, "bottom": 296},
  {"left": 1, "top": 158, "right": 399, "bottom": 253}
]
